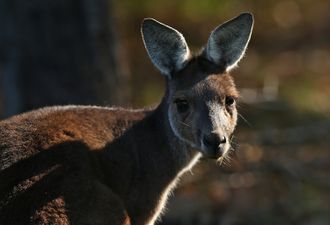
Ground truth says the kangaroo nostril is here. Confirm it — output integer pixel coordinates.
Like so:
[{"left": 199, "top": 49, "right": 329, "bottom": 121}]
[
  {"left": 203, "top": 134, "right": 226, "bottom": 148},
  {"left": 219, "top": 135, "right": 227, "bottom": 144}
]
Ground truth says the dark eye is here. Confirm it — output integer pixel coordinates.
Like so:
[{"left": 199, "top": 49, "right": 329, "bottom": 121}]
[
  {"left": 174, "top": 99, "right": 190, "bottom": 114},
  {"left": 225, "top": 96, "right": 235, "bottom": 106}
]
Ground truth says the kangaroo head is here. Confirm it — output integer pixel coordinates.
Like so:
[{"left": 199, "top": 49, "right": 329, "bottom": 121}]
[{"left": 141, "top": 13, "right": 254, "bottom": 159}]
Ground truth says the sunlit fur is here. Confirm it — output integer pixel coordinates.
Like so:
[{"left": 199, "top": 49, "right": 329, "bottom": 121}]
[
  {"left": 167, "top": 67, "right": 239, "bottom": 159},
  {"left": 0, "top": 14, "right": 253, "bottom": 225}
]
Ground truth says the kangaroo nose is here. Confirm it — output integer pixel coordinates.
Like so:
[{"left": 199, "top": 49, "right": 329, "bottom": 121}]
[{"left": 202, "top": 133, "right": 227, "bottom": 150}]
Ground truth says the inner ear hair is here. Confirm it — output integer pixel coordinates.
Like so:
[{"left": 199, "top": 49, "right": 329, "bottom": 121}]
[
  {"left": 141, "top": 18, "right": 190, "bottom": 78},
  {"left": 204, "top": 13, "right": 254, "bottom": 72}
]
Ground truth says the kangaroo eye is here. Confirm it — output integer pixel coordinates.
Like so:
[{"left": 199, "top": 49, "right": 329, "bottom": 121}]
[
  {"left": 225, "top": 96, "right": 235, "bottom": 106},
  {"left": 174, "top": 99, "right": 190, "bottom": 114}
]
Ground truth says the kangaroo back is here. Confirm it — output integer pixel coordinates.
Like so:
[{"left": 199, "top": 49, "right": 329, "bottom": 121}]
[{"left": 0, "top": 106, "right": 147, "bottom": 224}]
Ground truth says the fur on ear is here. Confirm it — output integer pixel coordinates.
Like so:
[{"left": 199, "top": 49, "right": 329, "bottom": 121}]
[
  {"left": 141, "top": 18, "right": 190, "bottom": 77},
  {"left": 205, "top": 13, "right": 254, "bottom": 72}
]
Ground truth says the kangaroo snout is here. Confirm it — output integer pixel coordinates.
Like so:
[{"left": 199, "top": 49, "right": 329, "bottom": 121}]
[{"left": 202, "top": 132, "right": 227, "bottom": 158}]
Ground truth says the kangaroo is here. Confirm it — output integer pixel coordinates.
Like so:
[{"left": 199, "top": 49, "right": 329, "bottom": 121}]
[{"left": 0, "top": 13, "right": 253, "bottom": 225}]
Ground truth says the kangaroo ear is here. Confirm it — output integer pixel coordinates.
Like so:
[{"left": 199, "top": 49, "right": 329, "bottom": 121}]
[
  {"left": 205, "top": 13, "right": 254, "bottom": 72},
  {"left": 141, "top": 18, "right": 190, "bottom": 78}
]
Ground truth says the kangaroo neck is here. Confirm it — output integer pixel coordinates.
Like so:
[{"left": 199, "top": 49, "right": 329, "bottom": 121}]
[
  {"left": 96, "top": 94, "right": 200, "bottom": 224},
  {"left": 121, "top": 97, "right": 200, "bottom": 225},
  {"left": 134, "top": 95, "right": 198, "bottom": 178}
]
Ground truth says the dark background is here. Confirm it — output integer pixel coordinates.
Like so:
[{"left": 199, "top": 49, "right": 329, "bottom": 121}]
[{"left": 0, "top": 0, "right": 329, "bottom": 224}]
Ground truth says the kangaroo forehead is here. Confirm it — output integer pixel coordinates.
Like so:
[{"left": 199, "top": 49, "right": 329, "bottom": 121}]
[
  {"left": 172, "top": 56, "right": 234, "bottom": 85},
  {"left": 171, "top": 60, "right": 238, "bottom": 97},
  {"left": 196, "top": 78, "right": 239, "bottom": 101},
  {"left": 196, "top": 75, "right": 238, "bottom": 98}
]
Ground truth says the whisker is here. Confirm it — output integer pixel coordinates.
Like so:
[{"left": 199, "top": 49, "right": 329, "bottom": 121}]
[
  {"left": 217, "top": 156, "right": 225, "bottom": 166},
  {"left": 236, "top": 102, "right": 249, "bottom": 110},
  {"left": 230, "top": 139, "right": 239, "bottom": 145},
  {"left": 221, "top": 156, "right": 232, "bottom": 168},
  {"left": 229, "top": 136, "right": 240, "bottom": 148},
  {"left": 230, "top": 143, "right": 240, "bottom": 150},
  {"left": 238, "top": 113, "right": 252, "bottom": 127},
  {"left": 217, "top": 146, "right": 235, "bottom": 168},
  {"left": 179, "top": 121, "right": 191, "bottom": 128}
]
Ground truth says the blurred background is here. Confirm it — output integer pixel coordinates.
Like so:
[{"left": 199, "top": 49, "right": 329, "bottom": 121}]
[{"left": 0, "top": 0, "right": 329, "bottom": 224}]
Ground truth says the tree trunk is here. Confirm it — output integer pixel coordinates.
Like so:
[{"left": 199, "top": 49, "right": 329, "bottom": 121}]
[{"left": 0, "top": 0, "right": 127, "bottom": 118}]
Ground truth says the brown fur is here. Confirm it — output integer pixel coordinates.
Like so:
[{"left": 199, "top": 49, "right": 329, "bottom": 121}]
[
  {"left": 0, "top": 106, "right": 149, "bottom": 224},
  {"left": 0, "top": 56, "right": 238, "bottom": 225},
  {"left": 0, "top": 13, "right": 253, "bottom": 225}
]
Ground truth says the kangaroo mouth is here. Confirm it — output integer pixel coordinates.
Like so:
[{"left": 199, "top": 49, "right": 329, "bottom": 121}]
[{"left": 200, "top": 143, "right": 226, "bottom": 159}]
